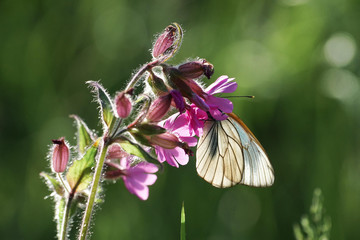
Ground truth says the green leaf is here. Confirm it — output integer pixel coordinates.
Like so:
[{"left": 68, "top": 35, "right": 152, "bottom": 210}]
[
  {"left": 87, "top": 81, "right": 115, "bottom": 129},
  {"left": 70, "top": 115, "right": 95, "bottom": 154},
  {"left": 180, "top": 201, "right": 186, "bottom": 240},
  {"left": 117, "top": 139, "right": 158, "bottom": 163},
  {"left": 40, "top": 172, "right": 64, "bottom": 196},
  {"left": 66, "top": 138, "right": 100, "bottom": 193}
]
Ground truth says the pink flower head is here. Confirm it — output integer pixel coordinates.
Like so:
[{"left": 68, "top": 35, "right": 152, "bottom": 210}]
[
  {"left": 154, "top": 115, "right": 197, "bottom": 168},
  {"left": 105, "top": 144, "right": 158, "bottom": 201},
  {"left": 204, "top": 75, "right": 237, "bottom": 120}
]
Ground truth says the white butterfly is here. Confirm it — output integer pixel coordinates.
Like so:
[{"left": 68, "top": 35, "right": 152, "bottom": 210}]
[{"left": 196, "top": 112, "right": 274, "bottom": 188}]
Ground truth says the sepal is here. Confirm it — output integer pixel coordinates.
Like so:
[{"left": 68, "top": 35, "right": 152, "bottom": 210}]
[
  {"left": 116, "top": 138, "right": 158, "bottom": 163},
  {"left": 40, "top": 172, "right": 65, "bottom": 196},
  {"left": 87, "top": 81, "right": 116, "bottom": 131},
  {"left": 70, "top": 115, "right": 96, "bottom": 155}
]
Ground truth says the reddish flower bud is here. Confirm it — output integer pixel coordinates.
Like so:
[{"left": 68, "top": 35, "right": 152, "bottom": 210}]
[
  {"left": 115, "top": 91, "right": 132, "bottom": 118},
  {"left": 152, "top": 23, "right": 183, "bottom": 62},
  {"left": 146, "top": 94, "right": 172, "bottom": 122},
  {"left": 51, "top": 137, "right": 69, "bottom": 173},
  {"left": 149, "top": 132, "right": 181, "bottom": 149},
  {"left": 178, "top": 59, "right": 214, "bottom": 79}
]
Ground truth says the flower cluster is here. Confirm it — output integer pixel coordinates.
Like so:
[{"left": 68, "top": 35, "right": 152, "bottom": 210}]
[
  {"left": 42, "top": 23, "right": 238, "bottom": 206},
  {"left": 40, "top": 22, "right": 241, "bottom": 240},
  {"left": 103, "top": 24, "right": 238, "bottom": 199}
]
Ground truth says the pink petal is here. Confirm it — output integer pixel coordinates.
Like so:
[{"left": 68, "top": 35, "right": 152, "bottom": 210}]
[
  {"left": 206, "top": 96, "right": 233, "bottom": 113},
  {"left": 135, "top": 162, "right": 159, "bottom": 173},
  {"left": 179, "top": 136, "right": 198, "bottom": 147},
  {"left": 128, "top": 171, "right": 157, "bottom": 185},
  {"left": 123, "top": 176, "right": 149, "bottom": 200},
  {"left": 206, "top": 76, "right": 237, "bottom": 95},
  {"left": 209, "top": 109, "right": 228, "bottom": 120}
]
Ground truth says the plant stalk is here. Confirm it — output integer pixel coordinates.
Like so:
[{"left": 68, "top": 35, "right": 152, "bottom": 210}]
[
  {"left": 78, "top": 139, "right": 109, "bottom": 240},
  {"left": 125, "top": 60, "right": 159, "bottom": 91},
  {"left": 59, "top": 194, "right": 73, "bottom": 240}
]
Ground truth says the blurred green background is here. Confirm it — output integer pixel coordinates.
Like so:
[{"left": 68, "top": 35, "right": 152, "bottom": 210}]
[{"left": 1, "top": 0, "right": 359, "bottom": 239}]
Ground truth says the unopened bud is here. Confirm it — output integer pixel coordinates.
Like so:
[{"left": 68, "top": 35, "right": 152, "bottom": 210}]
[
  {"left": 146, "top": 94, "right": 172, "bottom": 122},
  {"left": 51, "top": 137, "right": 69, "bottom": 173},
  {"left": 147, "top": 71, "right": 169, "bottom": 95},
  {"left": 115, "top": 91, "right": 132, "bottom": 118},
  {"left": 150, "top": 132, "right": 181, "bottom": 149},
  {"left": 152, "top": 23, "right": 183, "bottom": 62},
  {"left": 164, "top": 66, "right": 206, "bottom": 99},
  {"left": 178, "top": 59, "right": 214, "bottom": 79},
  {"left": 135, "top": 123, "right": 167, "bottom": 135}
]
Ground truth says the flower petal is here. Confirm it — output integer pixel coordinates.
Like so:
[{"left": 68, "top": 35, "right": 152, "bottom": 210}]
[
  {"left": 206, "top": 76, "right": 237, "bottom": 95},
  {"left": 124, "top": 177, "right": 149, "bottom": 200}
]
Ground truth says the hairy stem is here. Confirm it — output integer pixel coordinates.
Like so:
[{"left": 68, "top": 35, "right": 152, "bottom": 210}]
[
  {"left": 125, "top": 60, "right": 159, "bottom": 91},
  {"left": 78, "top": 139, "right": 109, "bottom": 240},
  {"left": 57, "top": 173, "right": 70, "bottom": 194},
  {"left": 59, "top": 194, "right": 73, "bottom": 240}
]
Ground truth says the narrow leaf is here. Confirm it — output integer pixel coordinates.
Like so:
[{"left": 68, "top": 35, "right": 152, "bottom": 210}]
[
  {"left": 87, "top": 81, "right": 115, "bottom": 129},
  {"left": 66, "top": 138, "right": 101, "bottom": 193},
  {"left": 40, "top": 172, "right": 64, "bottom": 196},
  {"left": 70, "top": 115, "right": 95, "bottom": 154},
  {"left": 181, "top": 202, "right": 186, "bottom": 240},
  {"left": 117, "top": 139, "right": 158, "bottom": 163}
]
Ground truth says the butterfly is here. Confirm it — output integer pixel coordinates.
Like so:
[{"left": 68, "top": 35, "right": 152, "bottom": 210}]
[{"left": 196, "top": 112, "right": 274, "bottom": 188}]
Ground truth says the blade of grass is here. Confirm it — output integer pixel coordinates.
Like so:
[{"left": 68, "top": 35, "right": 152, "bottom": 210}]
[{"left": 180, "top": 201, "right": 186, "bottom": 240}]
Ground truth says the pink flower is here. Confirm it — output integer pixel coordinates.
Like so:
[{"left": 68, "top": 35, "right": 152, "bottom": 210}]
[
  {"left": 154, "top": 116, "right": 197, "bottom": 167},
  {"left": 105, "top": 144, "right": 158, "bottom": 201},
  {"left": 204, "top": 75, "right": 237, "bottom": 120},
  {"left": 166, "top": 105, "right": 208, "bottom": 137}
]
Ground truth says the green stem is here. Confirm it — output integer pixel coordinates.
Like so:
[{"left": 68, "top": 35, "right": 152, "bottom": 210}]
[
  {"left": 125, "top": 60, "right": 159, "bottom": 92},
  {"left": 57, "top": 173, "right": 70, "bottom": 194},
  {"left": 78, "top": 139, "right": 109, "bottom": 240},
  {"left": 59, "top": 195, "right": 73, "bottom": 240}
]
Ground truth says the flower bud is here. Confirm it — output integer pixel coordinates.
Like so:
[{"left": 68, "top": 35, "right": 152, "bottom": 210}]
[
  {"left": 135, "top": 123, "right": 167, "bottom": 135},
  {"left": 115, "top": 91, "right": 132, "bottom": 118},
  {"left": 152, "top": 23, "right": 183, "bottom": 62},
  {"left": 178, "top": 59, "right": 214, "bottom": 79},
  {"left": 164, "top": 66, "right": 206, "bottom": 98},
  {"left": 146, "top": 94, "right": 172, "bottom": 122},
  {"left": 51, "top": 137, "right": 69, "bottom": 173},
  {"left": 147, "top": 71, "right": 169, "bottom": 95},
  {"left": 149, "top": 132, "right": 181, "bottom": 149}
]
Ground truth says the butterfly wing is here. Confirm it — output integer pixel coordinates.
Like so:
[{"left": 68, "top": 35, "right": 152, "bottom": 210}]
[{"left": 196, "top": 113, "right": 274, "bottom": 188}]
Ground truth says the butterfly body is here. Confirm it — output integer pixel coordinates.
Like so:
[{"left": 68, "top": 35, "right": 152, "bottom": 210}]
[{"left": 196, "top": 112, "right": 274, "bottom": 188}]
